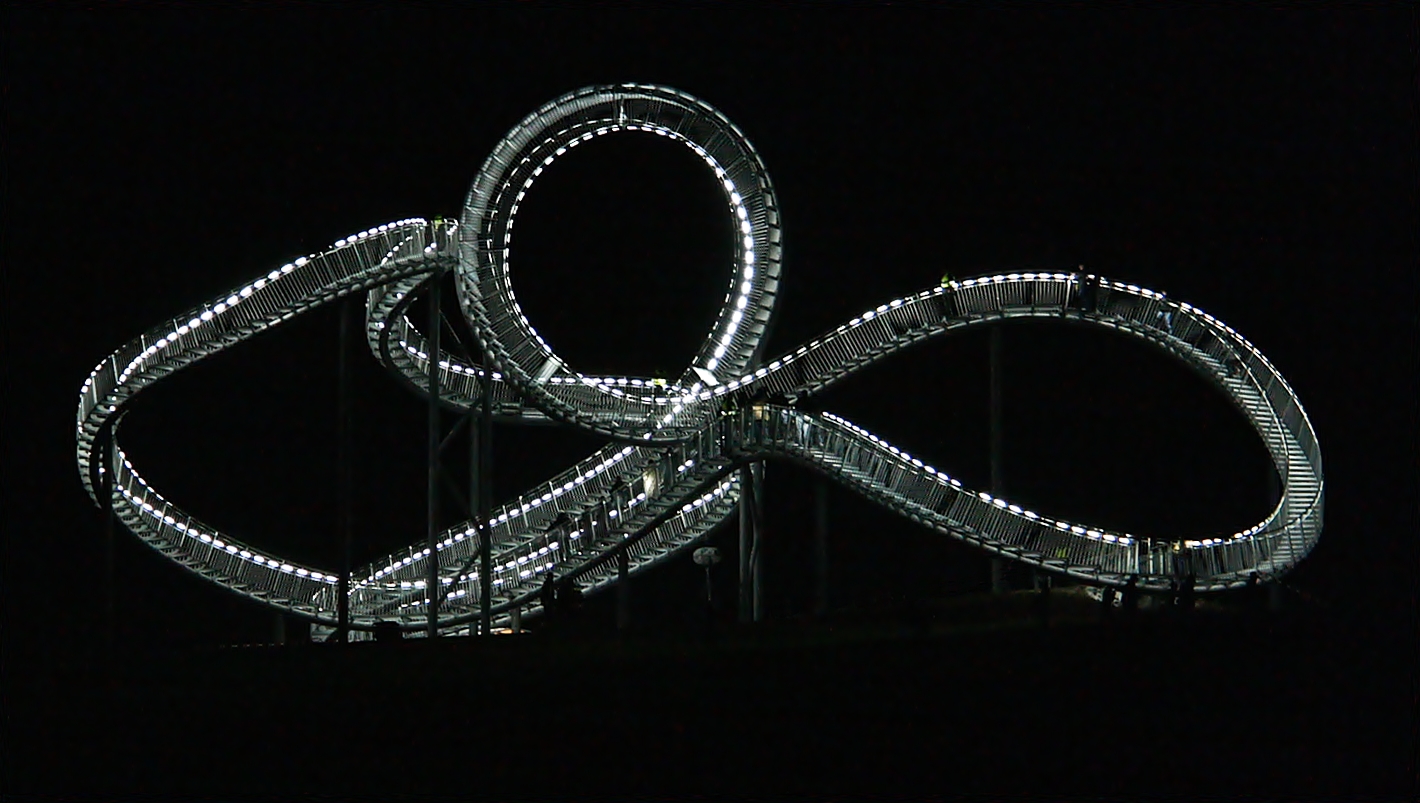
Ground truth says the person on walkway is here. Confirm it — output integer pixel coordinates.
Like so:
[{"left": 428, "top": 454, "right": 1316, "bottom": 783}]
[
  {"left": 1156, "top": 309, "right": 1176, "bottom": 334},
  {"left": 1178, "top": 573, "right": 1197, "bottom": 618},
  {"left": 1121, "top": 575, "right": 1141, "bottom": 620},
  {"left": 1101, "top": 585, "right": 1118, "bottom": 622},
  {"left": 1245, "top": 571, "right": 1262, "bottom": 612},
  {"left": 1079, "top": 272, "right": 1100, "bottom": 314},
  {"left": 719, "top": 395, "right": 741, "bottom": 450},
  {"left": 748, "top": 389, "right": 769, "bottom": 443},
  {"left": 539, "top": 572, "right": 558, "bottom": 625},
  {"left": 1034, "top": 579, "right": 1052, "bottom": 629}
]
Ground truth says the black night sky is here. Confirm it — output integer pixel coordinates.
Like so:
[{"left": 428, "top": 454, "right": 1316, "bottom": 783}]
[{"left": 4, "top": 6, "right": 1416, "bottom": 793}]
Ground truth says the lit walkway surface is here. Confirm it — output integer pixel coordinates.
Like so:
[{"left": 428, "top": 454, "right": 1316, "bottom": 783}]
[{"left": 75, "top": 85, "right": 1323, "bottom": 636}]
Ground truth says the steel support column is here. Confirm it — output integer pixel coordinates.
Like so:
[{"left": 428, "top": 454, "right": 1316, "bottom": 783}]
[
  {"left": 617, "top": 548, "right": 630, "bottom": 631},
  {"left": 466, "top": 401, "right": 479, "bottom": 636},
  {"left": 750, "top": 461, "right": 765, "bottom": 622},
  {"left": 336, "top": 295, "right": 353, "bottom": 643},
  {"left": 1267, "top": 463, "right": 1285, "bottom": 612},
  {"left": 478, "top": 358, "right": 494, "bottom": 637},
  {"left": 814, "top": 476, "right": 829, "bottom": 617},
  {"left": 426, "top": 267, "right": 442, "bottom": 639},
  {"left": 102, "top": 436, "right": 116, "bottom": 652},
  {"left": 738, "top": 466, "right": 753, "bottom": 623},
  {"left": 990, "top": 325, "right": 1008, "bottom": 594}
]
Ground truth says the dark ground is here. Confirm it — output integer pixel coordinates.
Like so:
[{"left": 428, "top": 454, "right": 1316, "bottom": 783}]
[{"left": 6, "top": 596, "right": 1412, "bottom": 800}]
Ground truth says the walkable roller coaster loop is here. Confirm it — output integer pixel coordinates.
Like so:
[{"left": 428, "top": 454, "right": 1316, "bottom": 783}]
[{"left": 76, "top": 85, "right": 1323, "bottom": 635}]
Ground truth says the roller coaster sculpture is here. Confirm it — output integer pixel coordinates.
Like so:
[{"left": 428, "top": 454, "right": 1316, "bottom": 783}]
[{"left": 76, "top": 85, "right": 1324, "bottom": 636}]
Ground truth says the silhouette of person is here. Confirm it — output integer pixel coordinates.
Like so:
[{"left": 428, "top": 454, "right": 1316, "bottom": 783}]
[
  {"left": 1156, "top": 309, "right": 1175, "bottom": 334},
  {"left": 1178, "top": 574, "right": 1197, "bottom": 618},
  {"left": 1244, "top": 571, "right": 1266, "bottom": 618},
  {"left": 540, "top": 572, "right": 557, "bottom": 623},
  {"left": 1034, "top": 579, "right": 1052, "bottom": 628},
  {"left": 1101, "top": 585, "right": 1118, "bottom": 621},
  {"left": 1078, "top": 272, "right": 1098, "bottom": 313},
  {"left": 1121, "top": 576, "right": 1140, "bottom": 619}
]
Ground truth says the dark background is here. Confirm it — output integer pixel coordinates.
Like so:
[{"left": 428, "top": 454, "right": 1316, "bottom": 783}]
[{"left": 4, "top": 5, "right": 1414, "bottom": 651}]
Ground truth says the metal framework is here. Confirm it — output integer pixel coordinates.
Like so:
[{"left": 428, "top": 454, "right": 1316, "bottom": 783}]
[{"left": 75, "top": 84, "right": 1324, "bottom": 636}]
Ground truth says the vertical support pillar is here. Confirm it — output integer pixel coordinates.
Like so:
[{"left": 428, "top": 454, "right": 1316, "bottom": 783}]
[
  {"left": 751, "top": 461, "right": 765, "bottom": 623},
  {"left": 990, "top": 326, "right": 1008, "bottom": 594},
  {"left": 1267, "top": 462, "right": 1285, "bottom": 613},
  {"left": 617, "top": 548, "right": 630, "bottom": 631},
  {"left": 336, "top": 295, "right": 353, "bottom": 644},
  {"left": 466, "top": 400, "right": 479, "bottom": 636},
  {"left": 478, "top": 356, "right": 494, "bottom": 637},
  {"left": 426, "top": 266, "right": 442, "bottom": 640},
  {"left": 102, "top": 437, "right": 116, "bottom": 653},
  {"left": 814, "top": 476, "right": 829, "bottom": 617},
  {"left": 738, "top": 466, "right": 752, "bottom": 623}
]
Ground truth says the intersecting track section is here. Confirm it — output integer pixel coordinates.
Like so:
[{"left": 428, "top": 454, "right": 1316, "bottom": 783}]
[{"left": 76, "top": 84, "right": 1323, "bottom": 636}]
